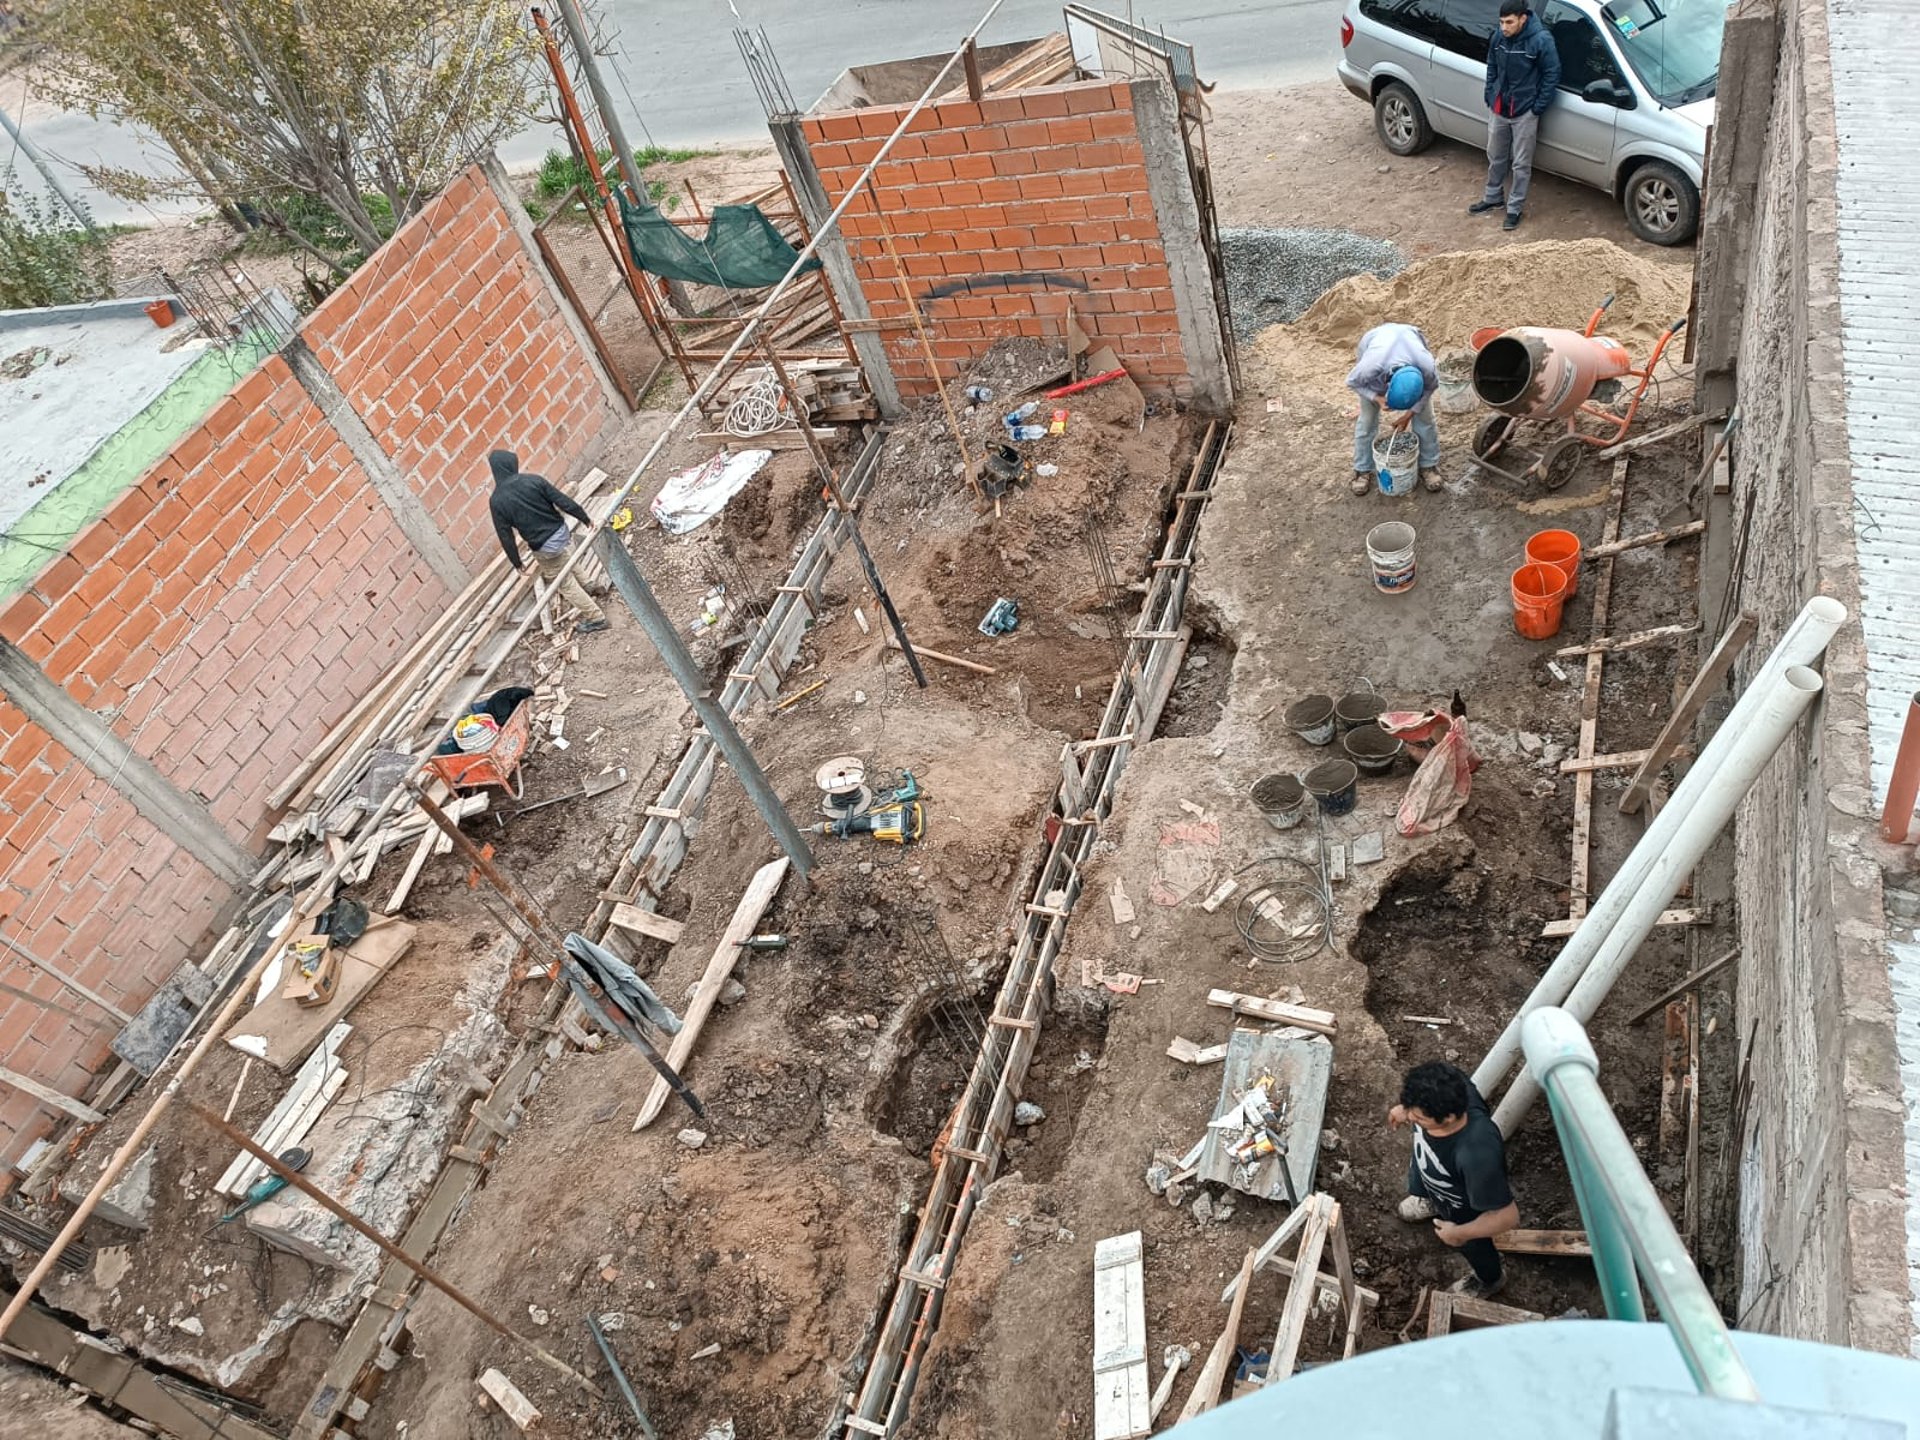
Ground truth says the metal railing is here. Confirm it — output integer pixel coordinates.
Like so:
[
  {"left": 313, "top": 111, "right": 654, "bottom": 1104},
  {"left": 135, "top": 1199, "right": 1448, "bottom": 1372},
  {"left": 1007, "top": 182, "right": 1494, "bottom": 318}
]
[{"left": 1520, "top": 1007, "right": 1761, "bottom": 1402}]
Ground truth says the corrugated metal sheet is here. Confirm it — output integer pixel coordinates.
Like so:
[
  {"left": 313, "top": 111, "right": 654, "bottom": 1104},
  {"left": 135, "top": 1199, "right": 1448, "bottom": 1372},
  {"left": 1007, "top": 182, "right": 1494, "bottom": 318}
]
[{"left": 1829, "top": 0, "right": 1920, "bottom": 1355}]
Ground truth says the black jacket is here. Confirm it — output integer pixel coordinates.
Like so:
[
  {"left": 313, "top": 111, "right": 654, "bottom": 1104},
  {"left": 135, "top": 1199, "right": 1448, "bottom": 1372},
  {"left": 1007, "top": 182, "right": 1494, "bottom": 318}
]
[
  {"left": 1484, "top": 15, "right": 1561, "bottom": 117},
  {"left": 487, "top": 449, "right": 590, "bottom": 570}
]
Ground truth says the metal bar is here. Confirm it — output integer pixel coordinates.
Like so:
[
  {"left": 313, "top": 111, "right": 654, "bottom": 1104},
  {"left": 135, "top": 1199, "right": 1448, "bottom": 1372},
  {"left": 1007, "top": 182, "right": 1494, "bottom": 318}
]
[
  {"left": 1545, "top": 1084, "right": 1645, "bottom": 1321},
  {"left": 531, "top": 211, "right": 641, "bottom": 410},
  {"left": 184, "top": 1101, "right": 604, "bottom": 1396},
  {"left": 585, "top": 1313, "right": 659, "bottom": 1438},
  {"left": 593, "top": 531, "right": 815, "bottom": 876},
  {"left": 1522, "top": 1008, "right": 1759, "bottom": 1401}
]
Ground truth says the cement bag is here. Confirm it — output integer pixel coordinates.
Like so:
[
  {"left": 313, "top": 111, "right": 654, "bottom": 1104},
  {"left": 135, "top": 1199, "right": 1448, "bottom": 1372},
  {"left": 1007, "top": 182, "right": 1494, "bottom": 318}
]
[{"left": 1381, "top": 710, "right": 1479, "bottom": 836}]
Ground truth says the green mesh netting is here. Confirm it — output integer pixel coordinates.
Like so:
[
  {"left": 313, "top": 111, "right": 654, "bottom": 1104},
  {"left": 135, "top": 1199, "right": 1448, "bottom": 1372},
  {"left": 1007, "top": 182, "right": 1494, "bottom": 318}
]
[{"left": 617, "top": 193, "right": 820, "bottom": 289}]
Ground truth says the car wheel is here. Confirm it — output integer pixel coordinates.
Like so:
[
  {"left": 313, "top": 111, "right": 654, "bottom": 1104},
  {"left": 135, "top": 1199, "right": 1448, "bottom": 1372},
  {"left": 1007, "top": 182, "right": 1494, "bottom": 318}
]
[
  {"left": 1623, "top": 161, "right": 1699, "bottom": 246},
  {"left": 1373, "top": 81, "right": 1434, "bottom": 157}
]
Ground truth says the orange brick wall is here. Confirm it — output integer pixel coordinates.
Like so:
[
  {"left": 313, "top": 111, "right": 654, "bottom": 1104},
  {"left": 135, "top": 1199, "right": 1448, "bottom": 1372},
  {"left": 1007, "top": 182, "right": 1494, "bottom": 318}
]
[
  {"left": 304, "top": 166, "right": 615, "bottom": 567},
  {"left": 801, "top": 80, "right": 1191, "bottom": 397},
  {"left": 0, "top": 163, "right": 615, "bottom": 1172}
]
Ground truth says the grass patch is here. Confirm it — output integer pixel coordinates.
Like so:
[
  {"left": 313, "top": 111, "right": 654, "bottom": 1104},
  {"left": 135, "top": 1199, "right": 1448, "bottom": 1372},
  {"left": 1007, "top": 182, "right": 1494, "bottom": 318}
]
[{"left": 535, "top": 145, "right": 713, "bottom": 211}]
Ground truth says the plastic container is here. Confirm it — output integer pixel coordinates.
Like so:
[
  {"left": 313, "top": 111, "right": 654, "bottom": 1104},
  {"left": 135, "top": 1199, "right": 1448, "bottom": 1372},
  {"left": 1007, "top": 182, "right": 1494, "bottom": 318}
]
[
  {"left": 145, "top": 299, "right": 175, "bottom": 328},
  {"left": 1512, "top": 562, "right": 1571, "bottom": 640},
  {"left": 1526, "top": 529, "right": 1583, "bottom": 599},
  {"left": 1373, "top": 429, "right": 1419, "bottom": 497},
  {"left": 1008, "top": 424, "right": 1047, "bottom": 442},
  {"left": 1003, "top": 402, "right": 1041, "bottom": 425},
  {"left": 1304, "top": 759, "right": 1360, "bottom": 816},
  {"left": 965, "top": 384, "right": 995, "bottom": 404},
  {"left": 1286, "top": 694, "right": 1338, "bottom": 746},
  {"left": 1343, "top": 723, "right": 1405, "bottom": 775},
  {"left": 1366, "top": 521, "right": 1417, "bottom": 594},
  {"left": 1251, "top": 773, "right": 1310, "bottom": 830}
]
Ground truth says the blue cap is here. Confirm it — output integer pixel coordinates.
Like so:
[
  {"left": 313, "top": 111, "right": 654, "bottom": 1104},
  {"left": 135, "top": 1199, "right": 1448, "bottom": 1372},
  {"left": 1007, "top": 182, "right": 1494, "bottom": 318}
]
[{"left": 1386, "top": 366, "right": 1425, "bottom": 411}]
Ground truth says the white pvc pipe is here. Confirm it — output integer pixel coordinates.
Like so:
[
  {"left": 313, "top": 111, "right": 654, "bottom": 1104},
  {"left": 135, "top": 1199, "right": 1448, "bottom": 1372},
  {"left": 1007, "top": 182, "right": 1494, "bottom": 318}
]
[
  {"left": 1493, "top": 663, "right": 1826, "bottom": 1133},
  {"left": 1472, "top": 596, "right": 1847, "bottom": 1099}
]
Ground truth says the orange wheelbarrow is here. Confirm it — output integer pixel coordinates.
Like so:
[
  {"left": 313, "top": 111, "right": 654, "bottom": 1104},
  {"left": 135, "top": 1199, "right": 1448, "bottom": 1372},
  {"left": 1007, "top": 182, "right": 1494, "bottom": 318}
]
[{"left": 427, "top": 700, "right": 533, "bottom": 800}]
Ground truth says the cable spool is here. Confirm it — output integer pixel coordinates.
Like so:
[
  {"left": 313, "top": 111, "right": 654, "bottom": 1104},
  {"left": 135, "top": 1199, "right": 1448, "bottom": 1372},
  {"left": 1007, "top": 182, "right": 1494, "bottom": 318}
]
[
  {"left": 815, "top": 755, "right": 872, "bottom": 819},
  {"left": 724, "top": 367, "right": 792, "bottom": 438}
]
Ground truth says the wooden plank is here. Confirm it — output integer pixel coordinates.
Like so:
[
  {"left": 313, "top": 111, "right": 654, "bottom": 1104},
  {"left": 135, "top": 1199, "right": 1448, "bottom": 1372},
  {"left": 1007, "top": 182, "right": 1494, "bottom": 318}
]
[
  {"left": 1180, "top": 1248, "right": 1256, "bottom": 1422},
  {"left": 1541, "top": 907, "right": 1700, "bottom": 939},
  {"left": 1092, "top": 1230, "right": 1150, "bottom": 1440},
  {"left": 0, "top": 1066, "right": 105, "bottom": 1124},
  {"left": 1428, "top": 1291, "right": 1546, "bottom": 1336},
  {"left": 1166, "top": 1036, "right": 1228, "bottom": 1065},
  {"left": 1569, "top": 459, "right": 1628, "bottom": 923},
  {"left": 1259, "top": 1252, "right": 1382, "bottom": 1309},
  {"left": 476, "top": 1368, "right": 542, "bottom": 1432},
  {"left": 1558, "top": 746, "right": 1692, "bottom": 774},
  {"left": 1493, "top": 1229, "right": 1593, "bottom": 1258},
  {"left": 228, "top": 1067, "right": 345, "bottom": 1199},
  {"left": 1206, "top": 989, "right": 1336, "bottom": 1037},
  {"left": 1555, "top": 622, "right": 1699, "bottom": 658},
  {"left": 607, "top": 903, "right": 686, "bottom": 946},
  {"left": 215, "top": 1023, "right": 349, "bottom": 1194},
  {"left": 225, "top": 918, "right": 415, "bottom": 1073},
  {"left": 1620, "top": 613, "right": 1758, "bottom": 814},
  {"left": 1659, "top": 999, "right": 1691, "bottom": 1156},
  {"left": 633, "top": 857, "right": 790, "bottom": 1129},
  {"left": 885, "top": 635, "right": 996, "bottom": 675},
  {"left": 1220, "top": 1205, "right": 1313, "bottom": 1304},
  {"left": 1594, "top": 411, "right": 1713, "bottom": 459},
  {"left": 1582, "top": 519, "right": 1708, "bottom": 559},
  {"left": 1266, "top": 1196, "right": 1331, "bottom": 1384},
  {"left": 1328, "top": 1201, "right": 1358, "bottom": 1322}
]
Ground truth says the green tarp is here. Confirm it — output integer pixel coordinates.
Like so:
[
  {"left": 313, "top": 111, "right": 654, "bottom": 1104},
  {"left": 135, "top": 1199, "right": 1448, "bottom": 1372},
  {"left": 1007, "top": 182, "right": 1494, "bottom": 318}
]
[{"left": 618, "top": 193, "right": 819, "bottom": 290}]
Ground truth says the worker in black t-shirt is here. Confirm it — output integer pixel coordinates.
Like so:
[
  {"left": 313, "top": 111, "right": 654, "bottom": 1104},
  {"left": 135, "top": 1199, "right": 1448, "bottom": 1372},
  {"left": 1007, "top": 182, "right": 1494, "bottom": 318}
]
[{"left": 1388, "top": 1060, "right": 1520, "bottom": 1300}]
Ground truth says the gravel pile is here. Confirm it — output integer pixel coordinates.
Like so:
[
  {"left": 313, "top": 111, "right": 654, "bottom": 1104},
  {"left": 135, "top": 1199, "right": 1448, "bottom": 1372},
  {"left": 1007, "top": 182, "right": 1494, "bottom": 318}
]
[{"left": 1218, "top": 227, "right": 1405, "bottom": 342}]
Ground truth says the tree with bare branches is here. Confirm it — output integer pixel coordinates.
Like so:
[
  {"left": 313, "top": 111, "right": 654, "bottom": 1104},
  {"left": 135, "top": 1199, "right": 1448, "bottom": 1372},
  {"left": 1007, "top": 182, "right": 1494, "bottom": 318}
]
[{"left": 27, "top": 0, "right": 537, "bottom": 275}]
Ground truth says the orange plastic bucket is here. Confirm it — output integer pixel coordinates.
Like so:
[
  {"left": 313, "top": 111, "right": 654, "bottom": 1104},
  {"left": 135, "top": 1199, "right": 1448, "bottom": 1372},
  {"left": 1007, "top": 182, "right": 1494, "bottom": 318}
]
[
  {"left": 1511, "top": 563, "right": 1569, "bottom": 640},
  {"left": 1525, "top": 528, "right": 1582, "bottom": 598}
]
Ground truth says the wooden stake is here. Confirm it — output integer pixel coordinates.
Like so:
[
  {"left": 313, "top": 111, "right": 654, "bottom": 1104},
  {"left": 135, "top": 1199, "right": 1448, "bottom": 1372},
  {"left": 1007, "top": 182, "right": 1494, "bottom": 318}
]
[
  {"left": 185, "top": 1101, "right": 601, "bottom": 1397},
  {"left": 1266, "top": 1195, "right": 1332, "bottom": 1384},
  {"left": 0, "top": 1066, "right": 104, "bottom": 1124},
  {"left": 0, "top": 932, "right": 132, "bottom": 1025},
  {"left": 1620, "top": 614, "right": 1757, "bottom": 814},
  {"left": 1180, "top": 1248, "right": 1255, "bottom": 1421},
  {"left": 884, "top": 635, "right": 996, "bottom": 675},
  {"left": 1627, "top": 947, "right": 1740, "bottom": 1025},
  {"left": 1555, "top": 622, "right": 1699, "bottom": 658}
]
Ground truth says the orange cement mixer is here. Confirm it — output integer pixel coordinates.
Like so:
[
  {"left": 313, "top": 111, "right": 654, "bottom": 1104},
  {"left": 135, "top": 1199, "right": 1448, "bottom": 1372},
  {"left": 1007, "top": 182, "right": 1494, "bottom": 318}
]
[{"left": 1466, "top": 294, "right": 1687, "bottom": 492}]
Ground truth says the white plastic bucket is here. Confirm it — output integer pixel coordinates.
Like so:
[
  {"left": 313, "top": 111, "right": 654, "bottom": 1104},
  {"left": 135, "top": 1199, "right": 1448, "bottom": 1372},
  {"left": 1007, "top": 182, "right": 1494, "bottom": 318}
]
[
  {"left": 1373, "top": 429, "right": 1419, "bottom": 497},
  {"left": 1366, "top": 521, "right": 1417, "bottom": 594}
]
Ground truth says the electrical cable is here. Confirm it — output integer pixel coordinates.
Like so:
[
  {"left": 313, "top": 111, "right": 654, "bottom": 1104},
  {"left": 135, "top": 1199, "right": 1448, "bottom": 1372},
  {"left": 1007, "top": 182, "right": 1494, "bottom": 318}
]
[{"left": 1232, "top": 854, "right": 1331, "bottom": 964}]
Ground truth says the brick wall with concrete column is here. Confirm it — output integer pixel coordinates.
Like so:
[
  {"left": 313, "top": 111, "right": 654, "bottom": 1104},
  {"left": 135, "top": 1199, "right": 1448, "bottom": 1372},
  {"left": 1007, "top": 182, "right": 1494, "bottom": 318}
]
[
  {"left": 1702, "top": 0, "right": 1915, "bottom": 1355},
  {"left": 0, "top": 160, "right": 620, "bottom": 1175},
  {"left": 302, "top": 166, "right": 618, "bottom": 568},
  {"left": 798, "top": 76, "right": 1229, "bottom": 404}
]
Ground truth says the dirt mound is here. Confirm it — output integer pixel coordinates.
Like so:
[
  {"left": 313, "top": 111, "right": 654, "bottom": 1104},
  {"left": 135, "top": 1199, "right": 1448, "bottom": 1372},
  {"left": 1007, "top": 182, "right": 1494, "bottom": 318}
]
[{"left": 1290, "top": 237, "right": 1692, "bottom": 357}]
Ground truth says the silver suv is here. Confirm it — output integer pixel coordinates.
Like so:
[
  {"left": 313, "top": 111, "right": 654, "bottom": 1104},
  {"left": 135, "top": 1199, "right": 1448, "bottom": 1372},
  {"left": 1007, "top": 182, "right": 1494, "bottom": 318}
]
[{"left": 1337, "top": 0, "right": 1722, "bottom": 244}]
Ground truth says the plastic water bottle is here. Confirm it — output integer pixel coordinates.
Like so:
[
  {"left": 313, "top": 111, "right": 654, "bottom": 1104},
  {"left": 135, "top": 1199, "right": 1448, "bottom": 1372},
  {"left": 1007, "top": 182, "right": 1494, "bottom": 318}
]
[
  {"left": 1008, "top": 424, "right": 1047, "bottom": 442},
  {"left": 1002, "top": 401, "right": 1041, "bottom": 427},
  {"left": 964, "top": 384, "right": 995, "bottom": 404}
]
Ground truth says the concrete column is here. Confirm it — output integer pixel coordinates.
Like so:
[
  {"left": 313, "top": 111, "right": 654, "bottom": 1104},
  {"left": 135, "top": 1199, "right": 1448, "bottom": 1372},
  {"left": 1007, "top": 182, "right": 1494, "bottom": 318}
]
[
  {"left": 480, "top": 153, "right": 631, "bottom": 415},
  {"left": 282, "top": 339, "right": 471, "bottom": 594},
  {"left": 767, "top": 116, "right": 904, "bottom": 420},
  {"left": 0, "top": 642, "right": 254, "bottom": 886},
  {"left": 1130, "top": 74, "right": 1232, "bottom": 416},
  {"left": 1693, "top": 0, "right": 1782, "bottom": 416}
]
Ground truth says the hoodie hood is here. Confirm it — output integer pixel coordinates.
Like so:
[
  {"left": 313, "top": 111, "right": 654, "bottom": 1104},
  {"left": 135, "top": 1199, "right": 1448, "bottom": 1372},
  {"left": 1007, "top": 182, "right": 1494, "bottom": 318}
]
[{"left": 488, "top": 449, "right": 520, "bottom": 485}]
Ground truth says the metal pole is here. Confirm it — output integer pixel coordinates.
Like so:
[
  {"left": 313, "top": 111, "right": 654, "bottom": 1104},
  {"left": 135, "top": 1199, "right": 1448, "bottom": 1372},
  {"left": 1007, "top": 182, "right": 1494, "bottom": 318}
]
[
  {"left": 760, "top": 345, "right": 928, "bottom": 688},
  {"left": 183, "top": 1101, "right": 604, "bottom": 1397},
  {"left": 1521, "top": 1008, "right": 1759, "bottom": 1401},
  {"left": 0, "top": 104, "right": 97, "bottom": 236},
  {"left": 1544, "top": 1085, "right": 1645, "bottom": 1321},
  {"left": 585, "top": 1313, "right": 659, "bottom": 1439},
  {"left": 592, "top": 530, "right": 815, "bottom": 876},
  {"left": 550, "top": 0, "right": 646, "bottom": 205}
]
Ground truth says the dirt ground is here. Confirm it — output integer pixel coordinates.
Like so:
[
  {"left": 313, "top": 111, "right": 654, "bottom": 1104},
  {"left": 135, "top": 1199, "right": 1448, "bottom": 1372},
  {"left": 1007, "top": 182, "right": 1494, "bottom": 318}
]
[
  {"left": 905, "top": 238, "right": 1725, "bottom": 1436},
  {"left": 6, "top": 76, "right": 1732, "bottom": 1440}
]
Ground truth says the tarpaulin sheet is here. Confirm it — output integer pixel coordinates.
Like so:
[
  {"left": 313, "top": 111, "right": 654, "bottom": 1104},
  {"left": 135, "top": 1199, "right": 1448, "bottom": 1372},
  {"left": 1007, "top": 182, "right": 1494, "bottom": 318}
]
[{"left": 619, "top": 193, "right": 820, "bottom": 289}]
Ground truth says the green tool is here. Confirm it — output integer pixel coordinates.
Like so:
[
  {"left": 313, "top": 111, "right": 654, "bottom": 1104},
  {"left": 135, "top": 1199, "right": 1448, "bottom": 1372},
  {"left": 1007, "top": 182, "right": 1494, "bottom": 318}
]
[{"left": 214, "top": 1147, "right": 311, "bottom": 1226}]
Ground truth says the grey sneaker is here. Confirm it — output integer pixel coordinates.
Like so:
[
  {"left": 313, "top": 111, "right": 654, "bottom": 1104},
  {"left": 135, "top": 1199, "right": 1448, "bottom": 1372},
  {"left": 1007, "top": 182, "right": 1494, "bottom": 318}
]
[
  {"left": 1351, "top": 469, "right": 1375, "bottom": 496},
  {"left": 1420, "top": 467, "right": 1443, "bottom": 492},
  {"left": 1397, "top": 1194, "right": 1436, "bottom": 1223},
  {"left": 1450, "top": 1270, "right": 1507, "bottom": 1301}
]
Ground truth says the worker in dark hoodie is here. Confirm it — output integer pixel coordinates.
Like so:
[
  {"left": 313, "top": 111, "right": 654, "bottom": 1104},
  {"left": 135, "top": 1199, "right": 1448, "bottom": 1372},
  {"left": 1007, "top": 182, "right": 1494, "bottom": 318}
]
[
  {"left": 486, "top": 449, "right": 608, "bottom": 632},
  {"left": 1468, "top": 0, "right": 1561, "bottom": 232}
]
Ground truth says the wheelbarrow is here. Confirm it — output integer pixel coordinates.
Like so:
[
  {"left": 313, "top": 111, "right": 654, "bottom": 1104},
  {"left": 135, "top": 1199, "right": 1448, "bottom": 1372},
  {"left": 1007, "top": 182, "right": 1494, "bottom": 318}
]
[
  {"left": 1466, "top": 295, "right": 1687, "bottom": 493},
  {"left": 426, "top": 699, "right": 533, "bottom": 800}
]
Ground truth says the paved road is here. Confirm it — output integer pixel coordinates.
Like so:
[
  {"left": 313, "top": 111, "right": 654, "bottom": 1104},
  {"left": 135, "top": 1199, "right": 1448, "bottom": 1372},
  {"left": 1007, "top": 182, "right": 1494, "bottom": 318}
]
[{"left": 9, "top": 0, "right": 1346, "bottom": 226}]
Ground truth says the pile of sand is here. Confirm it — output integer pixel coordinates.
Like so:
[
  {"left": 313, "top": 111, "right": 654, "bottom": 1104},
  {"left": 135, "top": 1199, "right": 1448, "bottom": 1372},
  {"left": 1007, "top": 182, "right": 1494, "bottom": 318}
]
[{"left": 1285, "top": 237, "right": 1692, "bottom": 358}]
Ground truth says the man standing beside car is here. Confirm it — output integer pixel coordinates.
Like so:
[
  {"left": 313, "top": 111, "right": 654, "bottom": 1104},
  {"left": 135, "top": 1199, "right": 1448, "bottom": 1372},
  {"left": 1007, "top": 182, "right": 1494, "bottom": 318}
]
[{"left": 1470, "top": 0, "right": 1561, "bottom": 231}]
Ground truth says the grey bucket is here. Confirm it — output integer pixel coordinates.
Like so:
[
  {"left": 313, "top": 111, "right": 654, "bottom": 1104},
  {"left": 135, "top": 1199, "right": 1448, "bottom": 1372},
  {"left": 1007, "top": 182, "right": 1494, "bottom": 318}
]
[
  {"left": 1251, "top": 773, "right": 1310, "bottom": 830},
  {"left": 1286, "top": 694, "right": 1338, "bottom": 746},
  {"left": 1304, "top": 759, "right": 1360, "bottom": 817},
  {"left": 1335, "top": 689, "right": 1387, "bottom": 733},
  {"left": 1343, "top": 723, "right": 1405, "bottom": 776}
]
